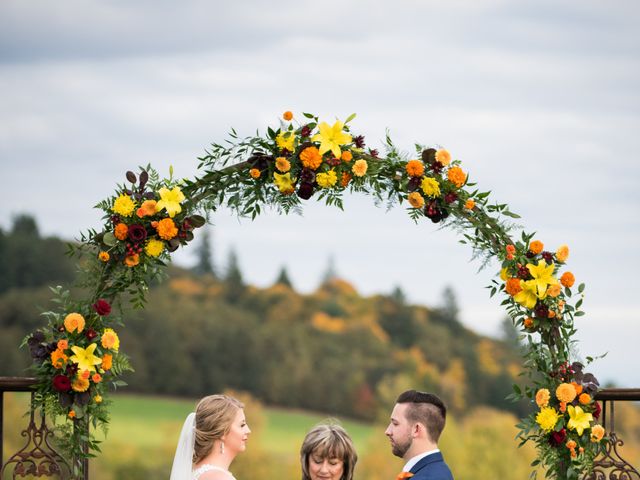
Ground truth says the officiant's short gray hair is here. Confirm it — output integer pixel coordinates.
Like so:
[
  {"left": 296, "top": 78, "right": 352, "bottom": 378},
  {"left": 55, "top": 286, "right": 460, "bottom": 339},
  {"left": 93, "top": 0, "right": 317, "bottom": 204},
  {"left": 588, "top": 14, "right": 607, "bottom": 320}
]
[
  {"left": 300, "top": 420, "right": 358, "bottom": 480},
  {"left": 193, "top": 394, "right": 244, "bottom": 464}
]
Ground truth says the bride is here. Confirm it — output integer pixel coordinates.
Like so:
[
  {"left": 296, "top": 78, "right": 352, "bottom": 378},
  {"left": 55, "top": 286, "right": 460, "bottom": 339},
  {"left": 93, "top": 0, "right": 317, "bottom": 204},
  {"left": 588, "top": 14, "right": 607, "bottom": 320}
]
[{"left": 170, "top": 394, "right": 251, "bottom": 480}]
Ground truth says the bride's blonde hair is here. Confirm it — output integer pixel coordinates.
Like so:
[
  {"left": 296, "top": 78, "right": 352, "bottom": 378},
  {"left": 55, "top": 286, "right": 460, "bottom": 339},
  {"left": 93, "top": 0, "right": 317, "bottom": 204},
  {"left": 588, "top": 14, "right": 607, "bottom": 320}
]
[{"left": 193, "top": 394, "right": 244, "bottom": 464}]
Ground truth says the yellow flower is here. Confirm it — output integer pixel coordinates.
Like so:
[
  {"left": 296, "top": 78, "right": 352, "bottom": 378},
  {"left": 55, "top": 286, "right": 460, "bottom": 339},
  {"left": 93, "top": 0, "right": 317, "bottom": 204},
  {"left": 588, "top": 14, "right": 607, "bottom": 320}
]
[
  {"left": 275, "top": 157, "right": 291, "bottom": 172},
  {"left": 421, "top": 177, "right": 441, "bottom": 197},
  {"left": 547, "top": 284, "right": 562, "bottom": 298},
  {"left": 145, "top": 238, "right": 164, "bottom": 257},
  {"left": 316, "top": 170, "right": 338, "bottom": 188},
  {"left": 94, "top": 394, "right": 103, "bottom": 404},
  {"left": 273, "top": 172, "right": 296, "bottom": 194},
  {"left": 276, "top": 131, "right": 296, "bottom": 151},
  {"left": 514, "top": 279, "right": 538, "bottom": 309},
  {"left": 464, "top": 199, "right": 475, "bottom": 210},
  {"left": 312, "top": 120, "right": 352, "bottom": 158},
  {"left": 156, "top": 187, "right": 185, "bottom": 218},
  {"left": 408, "top": 192, "right": 425, "bottom": 209},
  {"left": 101, "top": 328, "right": 120, "bottom": 351},
  {"left": 591, "top": 424, "right": 605, "bottom": 442},
  {"left": 556, "top": 244, "right": 570, "bottom": 262},
  {"left": 352, "top": 159, "right": 368, "bottom": 177},
  {"left": 567, "top": 405, "right": 593, "bottom": 436},
  {"left": 64, "top": 313, "right": 85, "bottom": 334},
  {"left": 536, "top": 407, "right": 560, "bottom": 432},
  {"left": 69, "top": 343, "right": 102, "bottom": 372},
  {"left": 499, "top": 268, "right": 508, "bottom": 281},
  {"left": 112, "top": 194, "right": 135, "bottom": 217},
  {"left": 536, "top": 388, "right": 550, "bottom": 407},
  {"left": 98, "top": 251, "right": 110, "bottom": 262},
  {"left": 527, "top": 261, "right": 558, "bottom": 299}
]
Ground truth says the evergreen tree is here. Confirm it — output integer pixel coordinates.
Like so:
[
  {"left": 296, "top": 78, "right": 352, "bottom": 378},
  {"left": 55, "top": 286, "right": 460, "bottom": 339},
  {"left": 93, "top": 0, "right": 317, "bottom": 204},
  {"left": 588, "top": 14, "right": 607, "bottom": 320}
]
[
  {"left": 431, "top": 285, "right": 463, "bottom": 332},
  {"left": 274, "top": 265, "right": 293, "bottom": 288},
  {"left": 192, "top": 228, "right": 216, "bottom": 278},
  {"left": 224, "top": 248, "right": 245, "bottom": 302},
  {"left": 390, "top": 285, "right": 407, "bottom": 305},
  {"left": 321, "top": 254, "right": 337, "bottom": 284}
]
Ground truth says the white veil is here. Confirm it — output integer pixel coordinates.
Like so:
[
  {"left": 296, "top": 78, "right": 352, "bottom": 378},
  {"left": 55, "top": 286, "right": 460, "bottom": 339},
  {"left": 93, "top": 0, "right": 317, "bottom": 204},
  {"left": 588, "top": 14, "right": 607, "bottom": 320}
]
[{"left": 170, "top": 412, "right": 196, "bottom": 480}]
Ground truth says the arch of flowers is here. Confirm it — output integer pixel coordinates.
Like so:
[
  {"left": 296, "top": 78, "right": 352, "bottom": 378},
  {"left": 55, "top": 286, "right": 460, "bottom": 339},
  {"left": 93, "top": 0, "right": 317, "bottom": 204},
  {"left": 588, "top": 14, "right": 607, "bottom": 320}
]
[{"left": 25, "top": 111, "right": 602, "bottom": 479}]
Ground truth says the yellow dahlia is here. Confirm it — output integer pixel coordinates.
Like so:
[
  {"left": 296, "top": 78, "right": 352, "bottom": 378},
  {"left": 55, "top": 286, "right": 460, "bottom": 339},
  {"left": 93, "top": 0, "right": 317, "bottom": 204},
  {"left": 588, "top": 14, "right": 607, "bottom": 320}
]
[
  {"left": 536, "top": 388, "right": 550, "bottom": 407},
  {"left": 112, "top": 194, "right": 135, "bottom": 217},
  {"left": 421, "top": 177, "right": 440, "bottom": 197},
  {"left": 352, "top": 159, "right": 368, "bottom": 177},
  {"left": 316, "top": 170, "right": 338, "bottom": 188},
  {"left": 101, "top": 328, "right": 120, "bottom": 351},
  {"left": 145, "top": 238, "right": 164, "bottom": 257},
  {"left": 536, "top": 407, "right": 560, "bottom": 432}
]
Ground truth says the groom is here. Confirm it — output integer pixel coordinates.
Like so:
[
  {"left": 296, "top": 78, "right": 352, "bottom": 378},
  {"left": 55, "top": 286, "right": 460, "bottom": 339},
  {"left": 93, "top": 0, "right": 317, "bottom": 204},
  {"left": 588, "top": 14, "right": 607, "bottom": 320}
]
[{"left": 385, "top": 390, "right": 454, "bottom": 480}]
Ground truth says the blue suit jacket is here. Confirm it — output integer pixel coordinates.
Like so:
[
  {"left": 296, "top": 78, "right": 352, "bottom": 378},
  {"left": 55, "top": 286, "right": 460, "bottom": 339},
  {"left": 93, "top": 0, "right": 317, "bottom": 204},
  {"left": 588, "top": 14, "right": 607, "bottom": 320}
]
[{"left": 409, "top": 451, "right": 454, "bottom": 480}]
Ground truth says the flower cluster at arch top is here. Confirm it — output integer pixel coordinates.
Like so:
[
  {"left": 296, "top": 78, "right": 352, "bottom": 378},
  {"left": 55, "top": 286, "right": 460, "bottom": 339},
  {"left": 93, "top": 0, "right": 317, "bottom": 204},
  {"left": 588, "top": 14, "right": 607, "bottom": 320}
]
[{"left": 246, "top": 111, "right": 475, "bottom": 222}]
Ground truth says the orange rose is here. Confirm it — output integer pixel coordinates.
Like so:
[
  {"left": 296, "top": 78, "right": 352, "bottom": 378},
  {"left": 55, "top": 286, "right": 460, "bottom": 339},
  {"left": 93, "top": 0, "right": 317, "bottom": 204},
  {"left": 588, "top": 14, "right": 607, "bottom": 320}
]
[
  {"left": 124, "top": 254, "right": 140, "bottom": 267},
  {"left": 300, "top": 146, "right": 323, "bottom": 170},
  {"left": 529, "top": 240, "right": 544, "bottom": 254},
  {"left": 98, "top": 251, "right": 110, "bottom": 262},
  {"left": 249, "top": 168, "right": 261, "bottom": 179},
  {"left": 114, "top": 223, "right": 128, "bottom": 240},
  {"left": 447, "top": 166, "right": 466, "bottom": 188},
  {"left": 464, "top": 199, "right": 475, "bottom": 210},
  {"left": 435, "top": 149, "right": 451, "bottom": 166},
  {"left": 68, "top": 410, "right": 76, "bottom": 418},
  {"left": 559, "top": 401, "right": 567, "bottom": 413},
  {"left": 560, "top": 272, "right": 575, "bottom": 288},
  {"left": 591, "top": 424, "right": 605, "bottom": 442},
  {"left": 556, "top": 244, "right": 570, "bottom": 262},
  {"left": 156, "top": 218, "right": 178, "bottom": 240},
  {"left": 566, "top": 440, "right": 577, "bottom": 449},
  {"left": 408, "top": 192, "right": 425, "bottom": 209},
  {"left": 571, "top": 381, "right": 583, "bottom": 395},
  {"left": 341, "top": 151, "right": 353, "bottom": 162},
  {"left": 406, "top": 160, "right": 425, "bottom": 177},
  {"left": 505, "top": 278, "right": 522, "bottom": 296},
  {"left": 523, "top": 317, "right": 534, "bottom": 329},
  {"left": 283, "top": 111, "right": 293, "bottom": 121},
  {"left": 92, "top": 373, "right": 102, "bottom": 383},
  {"left": 547, "top": 284, "right": 562, "bottom": 298},
  {"left": 57, "top": 339, "right": 68, "bottom": 350},
  {"left": 506, "top": 244, "right": 516, "bottom": 260},
  {"left": 579, "top": 393, "right": 591, "bottom": 405},
  {"left": 136, "top": 200, "right": 157, "bottom": 218}
]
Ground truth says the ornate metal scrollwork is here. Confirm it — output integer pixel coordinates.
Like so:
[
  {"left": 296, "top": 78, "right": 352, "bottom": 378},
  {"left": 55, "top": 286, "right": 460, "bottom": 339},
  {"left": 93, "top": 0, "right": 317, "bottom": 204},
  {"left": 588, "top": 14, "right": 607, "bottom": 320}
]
[
  {"left": 583, "top": 432, "right": 640, "bottom": 480},
  {"left": 1, "top": 395, "right": 71, "bottom": 479}
]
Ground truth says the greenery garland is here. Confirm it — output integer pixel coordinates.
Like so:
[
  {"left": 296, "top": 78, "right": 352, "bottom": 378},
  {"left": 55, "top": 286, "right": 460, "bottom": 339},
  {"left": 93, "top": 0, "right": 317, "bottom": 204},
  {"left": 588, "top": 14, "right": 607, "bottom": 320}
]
[{"left": 24, "top": 111, "right": 602, "bottom": 479}]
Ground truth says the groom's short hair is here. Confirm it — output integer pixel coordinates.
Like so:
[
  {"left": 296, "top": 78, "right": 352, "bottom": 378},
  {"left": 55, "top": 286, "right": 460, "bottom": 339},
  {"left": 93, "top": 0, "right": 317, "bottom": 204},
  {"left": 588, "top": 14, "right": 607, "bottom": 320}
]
[{"left": 396, "top": 390, "right": 447, "bottom": 442}]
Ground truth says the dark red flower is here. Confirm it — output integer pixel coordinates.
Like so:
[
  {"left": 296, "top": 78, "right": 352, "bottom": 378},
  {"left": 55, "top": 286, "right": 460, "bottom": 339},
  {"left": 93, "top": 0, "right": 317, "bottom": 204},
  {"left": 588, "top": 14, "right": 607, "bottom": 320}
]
[
  {"left": 422, "top": 148, "right": 436, "bottom": 163},
  {"left": 593, "top": 401, "right": 601, "bottom": 420},
  {"left": 297, "top": 182, "right": 314, "bottom": 200},
  {"left": 92, "top": 299, "right": 111, "bottom": 316},
  {"left": 444, "top": 192, "right": 458, "bottom": 204},
  {"left": 300, "top": 125, "right": 312, "bottom": 137},
  {"left": 549, "top": 428, "right": 566, "bottom": 447},
  {"left": 85, "top": 328, "right": 98, "bottom": 340},
  {"left": 53, "top": 375, "right": 71, "bottom": 392},
  {"left": 535, "top": 303, "right": 549, "bottom": 318},
  {"left": 541, "top": 251, "right": 554, "bottom": 263},
  {"left": 353, "top": 135, "right": 365, "bottom": 148},
  {"left": 299, "top": 168, "right": 316, "bottom": 184},
  {"left": 128, "top": 224, "right": 147, "bottom": 242},
  {"left": 369, "top": 149, "right": 379, "bottom": 158},
  {"left": 407, "top": 177, "right": 422, "bottom": 192}
]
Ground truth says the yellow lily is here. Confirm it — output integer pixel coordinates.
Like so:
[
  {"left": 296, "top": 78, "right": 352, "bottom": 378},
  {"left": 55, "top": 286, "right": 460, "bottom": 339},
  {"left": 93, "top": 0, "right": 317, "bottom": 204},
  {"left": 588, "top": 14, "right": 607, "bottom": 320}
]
[
  {"left": 312, "top": 121, "right": 352, "bottom": 158},
  {"left": 567, "top": 405, "right": 593, "bottom": 436},
  {"left": 514, "top": 279, "right": 538, "bottom": 309},
  {"left": 156, "top": 186, "right": 186, "bottom": 218},
  {"left": 527, "top": 261, "right": 558, "bottom": 299},
  {"left": 273, "top": 172, "right": 296, "bottom": 194},
  {"left": 69, "top": 343, "right": 102, "bottom": 372},
  {"left": 276, "top": 132, "right": 296, "bottom": 152}
]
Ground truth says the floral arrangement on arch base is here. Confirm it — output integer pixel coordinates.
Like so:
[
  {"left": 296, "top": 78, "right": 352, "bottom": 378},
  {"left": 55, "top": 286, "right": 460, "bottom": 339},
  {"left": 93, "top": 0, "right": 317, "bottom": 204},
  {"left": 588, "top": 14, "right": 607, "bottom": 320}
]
[{"left": 23, "top": 110, "right": 604, "bottom": 479}]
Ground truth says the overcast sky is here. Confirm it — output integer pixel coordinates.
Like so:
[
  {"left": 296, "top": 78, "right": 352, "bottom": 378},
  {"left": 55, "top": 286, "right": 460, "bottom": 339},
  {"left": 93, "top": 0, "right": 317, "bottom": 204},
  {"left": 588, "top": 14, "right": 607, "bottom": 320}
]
[{"left": 1, "top": 0, "right": 639, "bottom": 387}]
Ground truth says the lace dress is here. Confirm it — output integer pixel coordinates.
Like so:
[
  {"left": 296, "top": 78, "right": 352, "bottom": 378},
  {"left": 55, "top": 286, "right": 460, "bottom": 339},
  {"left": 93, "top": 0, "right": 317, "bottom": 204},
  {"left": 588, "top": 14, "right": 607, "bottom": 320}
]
[{"left": 192, "top": 465, "right": 236, "bottom": 480}]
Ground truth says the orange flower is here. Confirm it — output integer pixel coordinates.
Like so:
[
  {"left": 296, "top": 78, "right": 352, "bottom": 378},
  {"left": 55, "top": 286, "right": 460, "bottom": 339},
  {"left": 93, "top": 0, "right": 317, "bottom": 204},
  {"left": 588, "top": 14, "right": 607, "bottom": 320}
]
[
  {"left": 406, "top": 160, "right": 425, "bottom": 177},
  {"left": 275, "top": 157, "right": 291, "bottom": 172},
  {"left": 283, "top": 111, "right": 293, "bottom": 121},
  {"left": 559, "top": 401, "right": 567, "bottom": 413},
  {"left": 566, "top": 440, "right": 577, "bottom": 449},
  {"left": 98, "top": 251, "right": 110, "bottom": 262},
  {"left": 51, "top": 349, "right": 68, "bottom": 369},
  {"left": 505, "top": 278, "right": 522, "bottom": 296},
  {"left": 341, "top": 172, "right": 352, "bottom": 187},
  {"left": 571, "top": 381, "right": 583, "bottom": 395},
  {"left": 101, "top": 353, "right": 113, "bottom": 371},
  {"left": 548, "top": 310, "right": 556, "bottom": 318},
  {"left": 547, "top": 284, "right": 562, "bottom": 298},
  {"left": 81, "top": 369, "right": 91, "bottom": 379},
  {"left": 352, "top": 159, "right": 368, "bottom": 177},
  {"left": 68, "top": 410, "right": 76, "bottom": 419},
  {"left": 341, "top": 151, "right": 353, "bottom": 162},
  {"left": 57, "top": 339, "right": 68, "bottom": 350},
  {"left": 300, "top": 146, "right": 323, "bottom": 170},
  {"left": 124, "top": 254, "right": 140, "bottom": 267},
  {"left": 156, "top": 218, "right": 178, "bottom": 240},
  {"left": 506, "top": 244, "right": 516, "bottom": 260},
  {"left": 560, "top": 272, "right": 575, "bottom": 288},
  {"left": 524, "top": 317, "right": 534, "bottom": 329},
  {"left": 72, "top": 376, "right": 90, "bottom": 392},
  {"left": 114, "top": 223, "right": 128, "bottom": 241},
  {"left": 535, "top": 388, "right": 550, "bottom": 407},
  {"left": 249, "top": 168, "right": 261, "bottom": 179},
  {"left": 64, "top": 313, "right": 85, "bottom": 334},
  {"left": 556, "top": 244, "right": 570, "bottom": 262},
  {"left": 556, "top": 383, "right": 578, "bottom": 403},
  {"left": 591, "top": 424, "right": 605, "bottom": 442},
  {"left": 397, "top": 473, "right": 414, "bottom": 480},
  {"left": 435, "top": 149, "right": 451, "bottom": 166},
  {"left": 464, "top": 199, "right": 475, "bottom": 210},
  {"left": 529, "top": 240, "right": 544, "bottom": 254},
  {"left": 136, "top": 200, "right": 157, "bottom": 218},
  {"left": 447, "top": 166, "right": 467, "bottom": 188},
  {"left": 92, "top": 373, "right": 102, "bottom": 383},
  {"left": 408, "top": 192, "right": 425, "bottom": 209},
  {"left": 579, "top": 393, "right": 591, "bottom": 405}
]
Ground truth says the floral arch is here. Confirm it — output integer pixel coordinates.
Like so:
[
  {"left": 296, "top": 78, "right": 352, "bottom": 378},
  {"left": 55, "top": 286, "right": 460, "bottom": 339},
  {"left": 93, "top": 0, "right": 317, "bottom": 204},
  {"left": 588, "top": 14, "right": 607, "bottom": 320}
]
[{"left": 25, "top": 111, "right": 602, "bottom": 479}]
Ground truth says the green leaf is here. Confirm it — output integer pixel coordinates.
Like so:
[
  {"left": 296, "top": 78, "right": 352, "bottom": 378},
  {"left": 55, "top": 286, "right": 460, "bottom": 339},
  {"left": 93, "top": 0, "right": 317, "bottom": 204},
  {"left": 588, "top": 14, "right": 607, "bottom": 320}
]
[{"left": 102, "top": 232, "right": 117, "bottom": 247}]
